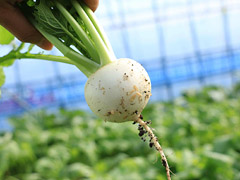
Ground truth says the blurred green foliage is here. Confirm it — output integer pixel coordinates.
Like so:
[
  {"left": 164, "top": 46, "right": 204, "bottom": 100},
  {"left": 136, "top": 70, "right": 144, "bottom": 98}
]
[
  {"left": 0, "top": 84, "right": 240, "bottom": 180},
  {"left": 0, "top": 25, "right": 15, "bottom": 97}
]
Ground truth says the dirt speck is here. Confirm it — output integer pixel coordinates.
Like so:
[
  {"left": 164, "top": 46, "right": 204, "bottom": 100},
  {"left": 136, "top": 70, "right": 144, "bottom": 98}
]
[
  {"left": 123, "top": 74, "right": 129, "bottom": 81},
  {"left": 120, "top": 97, "right": 125, "bottom": 109}
]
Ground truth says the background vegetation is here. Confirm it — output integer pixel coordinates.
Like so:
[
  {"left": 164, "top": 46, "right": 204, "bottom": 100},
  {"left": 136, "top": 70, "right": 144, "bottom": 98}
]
[{"left": 0, "top": 84, "right": 240, "bottom": 180}]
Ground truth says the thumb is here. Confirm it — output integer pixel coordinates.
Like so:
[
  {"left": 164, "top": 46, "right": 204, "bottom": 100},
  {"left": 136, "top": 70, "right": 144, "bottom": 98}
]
[{"left": 83, "top": 0, "right": 99, "bottom": 12}]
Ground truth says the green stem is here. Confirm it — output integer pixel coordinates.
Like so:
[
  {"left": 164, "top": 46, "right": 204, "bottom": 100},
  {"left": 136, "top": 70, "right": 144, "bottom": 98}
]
[
  {"left": 81, "top": 2, "right": 115, "bottom": 57},
  {"left": 15, "top": 42, "right": 25, "bottom": 51},
  {"left": 0, "top": 52, "right": 74, "bottom": 65},
  {"left": 32, "top": 21, "right": 99, "bottom": 76},
  {"left": 27, "top": 44, "right": 35, "bottom": 52},
  {"left": 71, "top": 0, "right": 116, "bottom": 66},
  {"left": 65, "top": 49, "right": 99, "bottom": 76},
  {"left": 0, "top": 52, "right": 94, "bottom": 77},
  {"left": 55, "top": 1, "right": 100, "bottom": 63},
  {"left": 58, "top": 23, "right": 87, "bottom": 52}
]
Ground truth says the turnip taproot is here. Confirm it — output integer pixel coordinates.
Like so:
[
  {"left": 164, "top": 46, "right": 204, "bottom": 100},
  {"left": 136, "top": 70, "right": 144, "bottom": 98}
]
[{"left": 16, "top": 0, "right": 172, "bottom": 179}]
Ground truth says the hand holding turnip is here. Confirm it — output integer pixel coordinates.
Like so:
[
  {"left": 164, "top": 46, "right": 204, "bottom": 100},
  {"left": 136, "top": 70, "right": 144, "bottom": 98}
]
[{"left": 0, "top": 0, "right": 99, "bottom": 50}]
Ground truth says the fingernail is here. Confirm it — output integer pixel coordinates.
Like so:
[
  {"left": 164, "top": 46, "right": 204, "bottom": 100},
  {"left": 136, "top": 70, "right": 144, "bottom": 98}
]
[{"left": 38, "top": 39, "right": 53, "bottom": 50}]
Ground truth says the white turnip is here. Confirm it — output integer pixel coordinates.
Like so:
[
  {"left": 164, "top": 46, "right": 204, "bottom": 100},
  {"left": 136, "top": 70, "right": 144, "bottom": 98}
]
[{"left": 85, "top": 58, "right": 151, "bottom": 123}]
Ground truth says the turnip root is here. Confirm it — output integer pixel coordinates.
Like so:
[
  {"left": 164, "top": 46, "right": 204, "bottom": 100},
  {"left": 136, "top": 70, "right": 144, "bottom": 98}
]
[
  {"left": 85, "top": 58, "right": 171, "bottom": 180},
  {"left": 84, "top": 58, "right": 151, "bottom": 123}
]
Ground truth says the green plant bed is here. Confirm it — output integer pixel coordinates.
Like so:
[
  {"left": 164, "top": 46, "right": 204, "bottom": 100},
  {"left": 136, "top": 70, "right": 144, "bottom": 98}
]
[{"left": 0, "top": 84, "right": 240, "bottom": 180}]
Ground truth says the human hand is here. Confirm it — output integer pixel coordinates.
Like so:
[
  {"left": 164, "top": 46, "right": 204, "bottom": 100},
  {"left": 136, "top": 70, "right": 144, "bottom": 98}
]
[{"left": 0, "top": 0, "right": 99, "bottom": 50}]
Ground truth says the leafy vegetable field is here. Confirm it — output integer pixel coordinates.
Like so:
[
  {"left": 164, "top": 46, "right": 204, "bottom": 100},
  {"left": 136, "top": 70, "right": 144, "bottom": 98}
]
[{"left": 1, "top": 84, "right": 240, "bottom": 180}]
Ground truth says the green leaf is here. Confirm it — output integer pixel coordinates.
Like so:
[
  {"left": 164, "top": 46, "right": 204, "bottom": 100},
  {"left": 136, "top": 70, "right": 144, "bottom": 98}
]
[
  {"left": 0, "top": 26, "right": 14, "bottom": 45},
  {"left": 0, "top": 66, "right": 4, "bottom": 86},
  {"left": 0, "top": 59, "right": 15, "bottom": 67},
  {"left": 0, "top": 66, "right": 6, "bottom": 97},
  {"left": 204, "top": 151, "right": 234, "bottom": 164},
  {"left": 33, "top": 0, "right": 69, "bottom": 37},
  {"left": 19, "top": 0, "right": 91, "bottom": 58},
  {"left": 26, "top": 0, "right": 35, "bottom": 7}
]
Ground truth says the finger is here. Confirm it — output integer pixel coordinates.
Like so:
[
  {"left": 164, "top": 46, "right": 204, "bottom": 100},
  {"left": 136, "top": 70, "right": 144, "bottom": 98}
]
[
  {"left": 84, "top": 0, "right": 99, "bottom": 12},
  {"left": 0, "top": 2, "right": 53, "bottom": 50}
]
